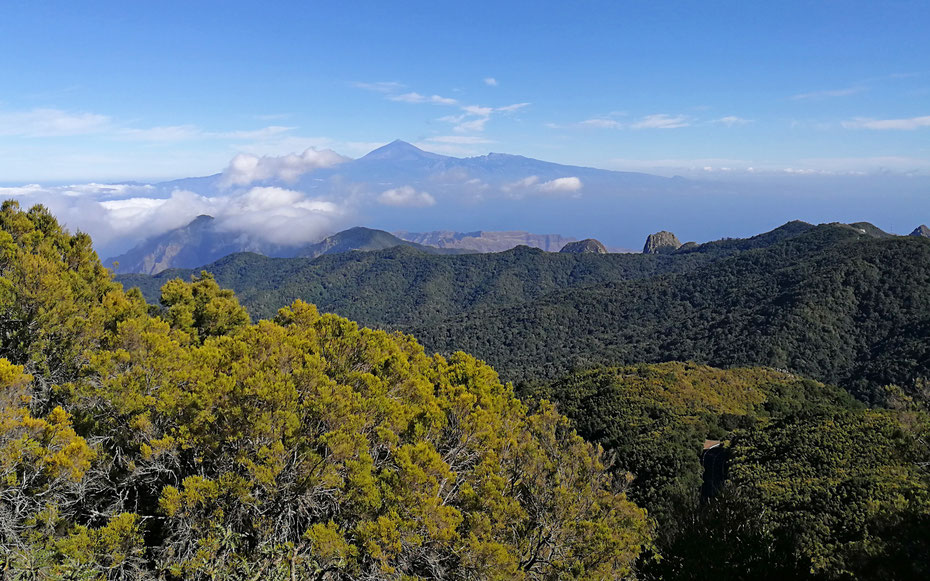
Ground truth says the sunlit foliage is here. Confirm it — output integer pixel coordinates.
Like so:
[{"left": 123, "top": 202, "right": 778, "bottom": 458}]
[{"left": 0, "top": 202, "right": 651, "bottom": 579}]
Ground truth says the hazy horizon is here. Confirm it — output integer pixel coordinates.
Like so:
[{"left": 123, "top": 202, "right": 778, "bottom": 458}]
[{"left": 1, "top": 1, "right": 927, "bottom": 256}]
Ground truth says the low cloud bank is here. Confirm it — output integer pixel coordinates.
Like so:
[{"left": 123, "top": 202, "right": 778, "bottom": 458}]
[
  {"left": 220, "top": 148, "right": 349, "bottom": 187},
  {"left": 378, "top": 186, "right": 436, "bottom": 207},
  {"left": 0, "top": 181, "right": 352, "bottom": 259}
]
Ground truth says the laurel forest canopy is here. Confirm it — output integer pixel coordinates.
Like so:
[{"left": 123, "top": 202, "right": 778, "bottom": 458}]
[{"left": 0, "top": 201, "right": 651, "bottom": 579}]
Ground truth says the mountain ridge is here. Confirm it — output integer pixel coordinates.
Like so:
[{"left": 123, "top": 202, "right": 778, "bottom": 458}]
[
  {"left": 106, "top": 219, "right": 472, "bottom": 274},
  {"left": 411, "top": 221, "right": 930, "bottom": 402}
]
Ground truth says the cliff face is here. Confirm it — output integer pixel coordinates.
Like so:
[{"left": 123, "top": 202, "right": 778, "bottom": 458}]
[
  {"left": 643, "top": 231, "right": 682, "bottom": 254},
  {"left": 395, "top": 230, "right": 576, "bottom": 252},
  {"left": 560, "top": 239, "right": 608, "bottom": 254}
]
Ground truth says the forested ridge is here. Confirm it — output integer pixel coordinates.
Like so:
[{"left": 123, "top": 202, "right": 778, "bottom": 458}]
[
  {"left": 3, "top": 202, "right": 930, "bottom": 580},
  {"left": 117, "top": 221, "right": 814, "bottom": 326},
  {"left": 414, "top": 223, "right": 930, "bottom": 404}
]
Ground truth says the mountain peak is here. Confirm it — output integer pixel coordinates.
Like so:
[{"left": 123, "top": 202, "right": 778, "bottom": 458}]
[
  {"left": 361, "top": 140, "right": 447, "bottom": 161},
  {"left": 910, "top": 225, "right": 930, "bottom": 238}
]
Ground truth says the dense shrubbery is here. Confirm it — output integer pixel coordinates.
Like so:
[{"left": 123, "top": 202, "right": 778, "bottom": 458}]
[
  {"left": 0, "top": 202, "right": 652, "bottom": 579},
  {"left": 530, "top": 363, "right": 930, "bottom": 580}
]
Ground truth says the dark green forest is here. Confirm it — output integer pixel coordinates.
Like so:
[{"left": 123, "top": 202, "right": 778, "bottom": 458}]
[
  {"left": 3, "top": 202, "right": 930, "bottom": 579},
  {"left": 414, "top": 223, "right": 930, "bottom": 404},
  {"left": 118, "top": 221, "right": 813, "bottom": 326},
  {"left": 524, "top": 363, "right": 930, "bottom": 580}
]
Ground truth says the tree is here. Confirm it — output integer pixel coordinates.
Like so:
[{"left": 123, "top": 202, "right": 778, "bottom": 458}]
[{"left": 0, "top": 202, "right": 654, "bottom": 579}]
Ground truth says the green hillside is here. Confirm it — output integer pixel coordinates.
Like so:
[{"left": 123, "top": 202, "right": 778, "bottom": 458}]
[
  {"left": 415, "top": 224, "right": 930, "bottom": 403},
  {"left": 120, "top": 245, "right": 698, "bottom": 324},
  {"left": 527, "top": 363, "right": 929, "bottom": 581},
  {"left": 118, "top": 221, "right": 815, "bottom": 326}
]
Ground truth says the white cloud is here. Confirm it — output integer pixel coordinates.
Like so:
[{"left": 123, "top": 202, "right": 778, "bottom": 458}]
[
  {"left": 377, "top": 185, "right": 436, "bottom": 207},
  {"left": 119, "top": 124, "right": 296, "bottom": 142},
  {"left": 579, "top": 118, "right": 623, "bottom": 129},
  {"left": 390, "top": 92, "right": 458, "bottom": 105},
  {"left": 607, "top": 155, "right": 930, "bottom": 176},
  {"left": 216, "top": 187, "right": 347, "bottom": 246},
  {"left": 502, "top": 176, "right": 540, "bottom": 192},
  {"left": 351, "top": 81, "right": 406, "bottom": 93},
  {"left": 118, "top": 125, "right": 203, "bottom": 141},
  {"left": 0, "top": 108, "right": 111, "bottom": 137},
  {"left": 713, "top": 116, "right": 752, "bottom": 127},
  {"left": 631, "top": 114, "right": 691, "bottom": 129},
  {"left": 98, "top": 190, "right": 215, "bottom": 240},
  {"left": 538, "top": 176, "right": 583, "bottom": 193},
  {"left": 455, "top": 118, "right": 490, "bottom": 132},
  {"left": 448, "top": 102, "right": 530, "bottom": 133},
  {"left": 220, "top": 148, "right": 349, "bottom": 187},
  {"left": 791, "top": 86, "right": 865, "bottom": 100},
  {"left": 842, "top": 115, "right": 930, "bottom": 130},
  {"left": 495, "top": 103, "right": 530, "bottom": 113},
  {"left": 502, "top": 175, "right": 582, "bottom": 197},
  {"left": 217, "top": 126, "right": 295, "bottom": 140},
  {"left": 463, "top": 105, "right": 493, "bottom": 117},
  {"left": 353, "top": 80, "right": 528, "bottom": 134},
  {"left": 0, "top": 179, "right": 354, "bottom": 256},
  {"left": 0, "top": 185, "right": 214, "bottom": 254}
]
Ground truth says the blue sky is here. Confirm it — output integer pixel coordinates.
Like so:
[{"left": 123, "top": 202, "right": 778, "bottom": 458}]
[{"left": 1, "top": 0, "right": 928, "bottom": 182}]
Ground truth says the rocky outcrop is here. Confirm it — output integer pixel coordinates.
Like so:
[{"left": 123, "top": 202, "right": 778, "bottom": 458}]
[
  {"left": 643, "top": 231, "right": 682, "bottom": 254},
  {"left": 559, "top": 239, "right": 608, "bottom": 254},
  {"left": 909, "top": 225, "right": 930, "bottom": 238}
]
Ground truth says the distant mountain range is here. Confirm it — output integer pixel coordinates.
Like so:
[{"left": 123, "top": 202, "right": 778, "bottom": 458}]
[
  {"left": 91, "top": 140, "right": 929, "bottom": 263},
  {"left": 105, "top": 213, "right": 588, "bottom": 274},
  {"left": 98, "top": 140, "right": 691, "bottom": 257},
  {"left": 106, "top": 220, "right": 473, "bottom": 274},
  {"left": 394, "top": 230, "right": 577, "bottom": 253},
  {"left": 156, "top": 139, "right": 679, "bottom": 205}
]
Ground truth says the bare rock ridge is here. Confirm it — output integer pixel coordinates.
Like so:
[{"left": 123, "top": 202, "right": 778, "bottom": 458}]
[
  {"left": 643, "top": 231, "right": 682, "bottom": 254},
  {"left": 559, "top": 239, "right": 608, "bottom": 254},
  {"left": 395, "top": 230, "right": 576, "bottom": 253},
  {"left": 910, "top": 225, "right": 930, "bottom": 238}
]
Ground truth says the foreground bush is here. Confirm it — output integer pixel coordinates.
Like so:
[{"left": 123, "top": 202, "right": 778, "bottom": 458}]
[{"left": 0, "top": 201, "right": 651, "bottom": 579}]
